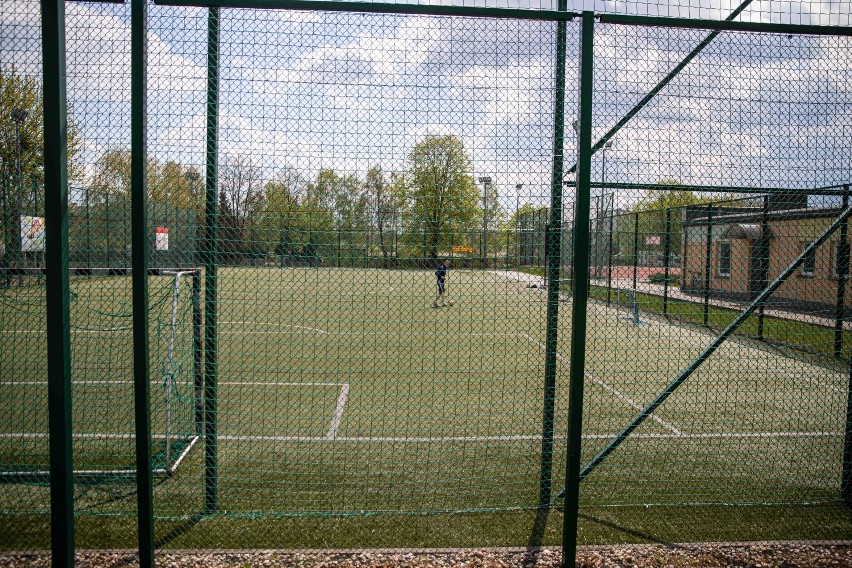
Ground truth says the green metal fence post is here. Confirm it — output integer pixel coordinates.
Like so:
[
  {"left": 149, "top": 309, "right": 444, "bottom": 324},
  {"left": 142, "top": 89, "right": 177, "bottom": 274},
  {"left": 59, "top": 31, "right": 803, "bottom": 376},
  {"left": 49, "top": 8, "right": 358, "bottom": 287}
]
[
  {"left": 539, "top": 0, "right": 570, "bottom": 513},
  {"left": 703, "top": 203, "right": 713, "bottom": 326},
  {"left": 562, "top": 11, "right": 593, "bottom": 568},
  {"left": 844, "top": 358, "right": 852, "bottom": 506},
  {"left": 41, "top": 0, "right": 75, "bottom": 564},
  {"left": 86, "top": 186, "right": 92, "bottom": 273},
  {"left": 130, "top": 0, "right": 155, "bottom": 564},
  {"left": 606, "top": 210, "right": 615, "bottom": 306},
  {"left": 632, "top": 212, "right": 639, "bottom": 291},
  {"left": 663, "top": 208, "right": 671, "bottom": 316},
  {"left": 192, "top": 271, "right": 203, "bottom": 435},
  {"left": 204, "top": 5, "right": 221, "bottom": 514},
  {"left": 835, "top": 187, "right": 849, "bottom": 357},
  {"left": 757, "top": 195, "right": 769, "bottom": 340},
  {"left": 106, "top": 193, "right": 111, "bottom": 270}
]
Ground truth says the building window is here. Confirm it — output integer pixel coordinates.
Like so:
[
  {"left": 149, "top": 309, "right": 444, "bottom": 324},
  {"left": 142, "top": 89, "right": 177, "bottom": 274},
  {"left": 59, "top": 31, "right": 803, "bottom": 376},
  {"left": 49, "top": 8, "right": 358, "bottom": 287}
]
[
  {"left": 801, "top": 242, "right": 816, "bottom": 277},
  {"left": 718, "top": 241, "right": 731, "bottom": 277},
  {"left": 833, "top": 241, "right": 849, "bottom": 279}
]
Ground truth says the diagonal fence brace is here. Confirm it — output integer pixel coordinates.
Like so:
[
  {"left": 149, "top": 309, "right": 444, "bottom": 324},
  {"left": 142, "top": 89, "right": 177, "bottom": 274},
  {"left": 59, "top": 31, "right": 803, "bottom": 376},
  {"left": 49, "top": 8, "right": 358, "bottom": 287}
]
[
  {"left": 565, "top": 0, "right": 753, "bottom": 176},
  {"left": 556, "top": 201, "right": 852, "bottom": 500}
]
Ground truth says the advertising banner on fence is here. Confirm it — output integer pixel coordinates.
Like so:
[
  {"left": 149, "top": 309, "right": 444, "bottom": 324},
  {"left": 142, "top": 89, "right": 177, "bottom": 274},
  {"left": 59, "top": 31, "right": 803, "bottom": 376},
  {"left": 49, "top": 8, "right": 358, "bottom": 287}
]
[
  {"left": 156, "top": 227, "right": 169, "bottom": 251},
  {"left": 21, "top": 216, "right": 45, "bottom": 252}
]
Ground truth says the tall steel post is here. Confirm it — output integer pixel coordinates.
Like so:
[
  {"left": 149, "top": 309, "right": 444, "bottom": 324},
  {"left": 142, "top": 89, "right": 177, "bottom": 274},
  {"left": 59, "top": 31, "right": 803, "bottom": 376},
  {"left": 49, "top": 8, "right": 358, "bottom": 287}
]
[
  {"left": 835, "top": 188, "right": 849, "bottom": 357},
  {"left": 204, "top": 6, "right": 221, "bottom": 514},
  {"left": 703, "top": 204, "right": 713, "bottom": 326},
  {"left": 41, "top": 0, "right": 75, "bottom": 564},
  {"left": 663, "top": 208, "right": 671, "bottom": 316},
  {"left": 757, "top": 195, "right": 769, "bottom": 340},
  {"left": 539, "top": 2, "right": 569, "bottom": 513},
  {"left": 562, "top": 11, "right": 593, "bottom": 568},
  {"left": 130, "top": 0, "right": 155, "bottom": 564},
  {"left": 632, "top": 212, "right": 639, "bottom": 291}
]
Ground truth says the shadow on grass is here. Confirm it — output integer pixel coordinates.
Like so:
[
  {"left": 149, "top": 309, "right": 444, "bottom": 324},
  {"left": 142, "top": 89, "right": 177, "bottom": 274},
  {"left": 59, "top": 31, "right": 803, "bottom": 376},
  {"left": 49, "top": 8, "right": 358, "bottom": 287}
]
[
  {"left": 523, "top": 506, "right": 551, "bottom": 566},
  {"left": 154, "top": 514, "right": 206, "bottom": 549},
  {"left": 578, "top": 510, "right": 681, "bottom": 548}
]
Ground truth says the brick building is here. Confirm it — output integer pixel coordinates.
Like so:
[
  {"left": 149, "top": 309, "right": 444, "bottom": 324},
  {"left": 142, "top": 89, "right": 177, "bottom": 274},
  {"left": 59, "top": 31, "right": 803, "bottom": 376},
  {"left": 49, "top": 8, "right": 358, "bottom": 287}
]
[{"left": 681, "top": 198, "right": 850, "bottom": 315}]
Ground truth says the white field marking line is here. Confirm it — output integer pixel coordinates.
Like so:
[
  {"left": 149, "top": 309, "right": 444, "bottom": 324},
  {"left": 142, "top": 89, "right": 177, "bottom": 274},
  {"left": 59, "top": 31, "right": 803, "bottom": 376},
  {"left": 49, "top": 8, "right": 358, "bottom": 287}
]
[
  {"left": 219, "top": 321, "right": 328, "bottom": 334},
  {"left": 521, "top": 333, "right": 683, "bottom": 436},
  {"left": 326, "top": 383, "right": 350, "bottom": 440},
  {"left": 2, "top": 381, "right": 345, "bottom": 387},
  {"left": 210, "top": 431, "right": 845, "bottom": 443},
  {"left": 1, "top": 328, "right": 131, "bottom": 334},
  {"left": 2, "top": 431, "right": 841, "bottom": 442}
]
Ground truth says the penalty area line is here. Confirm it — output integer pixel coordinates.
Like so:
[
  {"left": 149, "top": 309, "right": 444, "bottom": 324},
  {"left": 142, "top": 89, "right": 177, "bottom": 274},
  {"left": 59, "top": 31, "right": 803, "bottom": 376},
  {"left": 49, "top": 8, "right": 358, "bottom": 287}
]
[
  {"left": 326, "top": 383, "right": 350, "bottom": 440},
  {"left": 522, "top": 333, "right": 683, "bottom": 436},
  {"left": 1, "top": 431, "right": 841, "bottom": 442},
  {"left": 219, "top": 321, "right": 328, "bottom": 334}
]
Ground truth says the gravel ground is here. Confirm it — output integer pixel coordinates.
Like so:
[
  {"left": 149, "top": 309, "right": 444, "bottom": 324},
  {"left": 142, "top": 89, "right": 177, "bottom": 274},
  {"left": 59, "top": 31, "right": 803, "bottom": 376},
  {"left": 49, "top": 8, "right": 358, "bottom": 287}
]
[{"left": 4, "top": 544, "right": 852, "bottom": 567}]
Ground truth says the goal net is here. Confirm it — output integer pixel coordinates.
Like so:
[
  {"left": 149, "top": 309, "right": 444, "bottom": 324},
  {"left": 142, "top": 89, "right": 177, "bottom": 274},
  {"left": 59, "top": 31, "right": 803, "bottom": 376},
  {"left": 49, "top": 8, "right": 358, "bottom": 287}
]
[{"left": 0, "top": 269, "right": 202, "bottom": 482}]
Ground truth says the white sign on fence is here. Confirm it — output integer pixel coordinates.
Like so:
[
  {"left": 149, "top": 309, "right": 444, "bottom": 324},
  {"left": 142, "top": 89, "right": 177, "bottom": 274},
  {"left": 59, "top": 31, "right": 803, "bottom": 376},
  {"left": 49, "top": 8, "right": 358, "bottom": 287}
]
[
  {"left": 156, "top": 227, "right": 169, "bottom": 251},
  {"left": 21, "top": 216, "right": 45, "bottom": 252}
]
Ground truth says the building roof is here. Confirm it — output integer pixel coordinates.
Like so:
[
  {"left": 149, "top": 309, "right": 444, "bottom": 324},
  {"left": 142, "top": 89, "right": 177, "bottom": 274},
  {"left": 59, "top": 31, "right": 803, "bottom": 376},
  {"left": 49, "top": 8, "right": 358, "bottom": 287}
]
[{"left": 722, "top": 223, "right": 771, "bottom": 240}]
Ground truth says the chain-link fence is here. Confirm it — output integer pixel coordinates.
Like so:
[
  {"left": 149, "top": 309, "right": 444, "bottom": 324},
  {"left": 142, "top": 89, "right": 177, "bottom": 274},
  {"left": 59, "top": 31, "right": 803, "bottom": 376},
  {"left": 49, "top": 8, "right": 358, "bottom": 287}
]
[{"left": 1, "top": 0, "right": 851, "bottom": 563}]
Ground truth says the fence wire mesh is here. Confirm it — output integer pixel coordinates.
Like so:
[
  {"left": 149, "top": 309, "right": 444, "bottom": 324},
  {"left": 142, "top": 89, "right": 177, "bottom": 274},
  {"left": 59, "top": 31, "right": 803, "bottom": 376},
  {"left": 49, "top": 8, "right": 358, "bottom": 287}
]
[{"left": 1, "top": 0, "right": 852, "bottom": 556}]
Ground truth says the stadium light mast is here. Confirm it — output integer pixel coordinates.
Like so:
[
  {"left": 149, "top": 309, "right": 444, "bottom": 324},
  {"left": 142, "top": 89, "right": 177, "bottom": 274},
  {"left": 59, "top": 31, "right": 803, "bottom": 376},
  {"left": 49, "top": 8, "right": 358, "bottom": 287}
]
[
  {"left": 11, "top": 108, "right": 28, "bottom": 286},
  {"left": 479, "top": 176, "right": 492, "bottom": 269},
  {"left": 596, "top": 139, "right": 614, "bottom": 278},
  {"left": 186, "top": 170, "right": 200, "bottom": 204}
]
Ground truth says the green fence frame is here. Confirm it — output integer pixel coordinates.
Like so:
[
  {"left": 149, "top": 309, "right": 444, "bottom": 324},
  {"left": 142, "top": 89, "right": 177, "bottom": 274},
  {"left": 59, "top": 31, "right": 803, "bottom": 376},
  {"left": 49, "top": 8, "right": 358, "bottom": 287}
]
[{"left": 35, "top": 3, "right": 852, "bottom": 566}]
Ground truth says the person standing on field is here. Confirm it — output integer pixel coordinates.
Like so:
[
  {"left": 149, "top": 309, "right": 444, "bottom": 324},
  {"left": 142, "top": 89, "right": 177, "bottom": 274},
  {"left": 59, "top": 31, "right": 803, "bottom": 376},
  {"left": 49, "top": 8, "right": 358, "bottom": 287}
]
[{"left": 433, "top": 259, "right": 449, "bottom": 307}]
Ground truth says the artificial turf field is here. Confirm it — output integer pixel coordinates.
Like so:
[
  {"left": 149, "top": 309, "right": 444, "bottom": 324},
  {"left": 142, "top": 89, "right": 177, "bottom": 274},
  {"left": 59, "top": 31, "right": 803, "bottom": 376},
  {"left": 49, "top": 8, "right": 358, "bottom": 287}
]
[{"left": 1, "top": 267, "right": 850, "bottom": 548}]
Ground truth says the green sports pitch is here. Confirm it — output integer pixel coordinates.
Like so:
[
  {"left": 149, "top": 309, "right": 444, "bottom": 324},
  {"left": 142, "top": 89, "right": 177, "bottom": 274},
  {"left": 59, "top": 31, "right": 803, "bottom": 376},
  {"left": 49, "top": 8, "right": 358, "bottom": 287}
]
[{"left": 0, "top": 267, "right": 847, "bottom": 522}]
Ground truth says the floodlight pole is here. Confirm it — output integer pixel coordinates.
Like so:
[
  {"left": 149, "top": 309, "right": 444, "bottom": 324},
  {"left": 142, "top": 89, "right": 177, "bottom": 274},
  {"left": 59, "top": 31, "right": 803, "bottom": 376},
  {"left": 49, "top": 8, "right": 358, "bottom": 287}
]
[
  {"left": 596, "top": 140, "right": 613, "bottom": 278},
  {"left": 479, "top": 176, "right": 492, "bottom": 269},
  {"left": 515, "top": 185, "right": 522, "bottom": 269}
]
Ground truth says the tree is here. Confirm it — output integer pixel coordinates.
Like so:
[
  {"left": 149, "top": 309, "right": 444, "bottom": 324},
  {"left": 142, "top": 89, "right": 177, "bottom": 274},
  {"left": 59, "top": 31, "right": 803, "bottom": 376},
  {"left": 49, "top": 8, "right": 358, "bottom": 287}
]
[
  {"left": 365, "top": 165, "right": 404, "bottom": 268},
  {"left": 407, "top": 135, "right": 479, "bottom": 261},
  {"left": 629, "top": 181, "right": 712, "bottom": 258},
  {"left": 157, "top": 160, "right": 202, "bottom": 212},
  {"left": 90, "top": 149, "right": 132, "bottom": 198},
  {"left": 220, "top": 154, "right": 263, "bottom": 232},
  {"left": 263, "top": 167, "right": 306, "bottom": 265},
  {"left": 1, "top": 66, "right": 82, "bottom": 281},
  {"left": 0, "top": 65, "right": 82, "bottom": 183},
  {"left": 307, "top": 169, "right": 366, "bottom": 266}
]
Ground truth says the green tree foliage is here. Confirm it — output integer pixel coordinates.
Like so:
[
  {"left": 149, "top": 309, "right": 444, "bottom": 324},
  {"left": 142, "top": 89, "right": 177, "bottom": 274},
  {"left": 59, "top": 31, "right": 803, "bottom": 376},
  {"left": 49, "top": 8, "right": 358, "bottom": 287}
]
[
  {"left": 407, "top": 135, "right": 479, "bottom": 260},
  {"left": 307, "top": 169, "right": 365, "bottom": 265},
  {"left": 628, "top": 182, "right": 712, "bottom": 258},
  {"left": 0, "top": 65, "right": 82, "bottom": 184},
  {"left": 1, "top": 66, "right": 83, "bottom": 268},
  {"left": 90, "top": 148, "right": 201, "bottom": 212},
  {"left": 262, "top": 167, "right": 306, "bottom": 263},
  {"left": 365, "top": 166, "right": 406, "bottom": 267}
]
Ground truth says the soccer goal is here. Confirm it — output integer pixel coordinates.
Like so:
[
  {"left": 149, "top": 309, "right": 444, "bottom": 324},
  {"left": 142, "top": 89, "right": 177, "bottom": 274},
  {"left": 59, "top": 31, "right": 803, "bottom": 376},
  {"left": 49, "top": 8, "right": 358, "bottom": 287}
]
[
  {"left": 0, "top": 268, "right": 203, "bottom": 482},
  {"left": 615, "top": 287, "right": 650, "bottom": 326}
]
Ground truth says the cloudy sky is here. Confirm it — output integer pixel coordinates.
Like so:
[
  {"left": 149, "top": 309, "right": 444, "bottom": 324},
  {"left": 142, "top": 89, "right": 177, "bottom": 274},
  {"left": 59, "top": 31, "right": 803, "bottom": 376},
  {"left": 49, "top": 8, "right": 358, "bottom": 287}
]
[{"left": 1, "top": 0, "right": 850, "bottom": 211}]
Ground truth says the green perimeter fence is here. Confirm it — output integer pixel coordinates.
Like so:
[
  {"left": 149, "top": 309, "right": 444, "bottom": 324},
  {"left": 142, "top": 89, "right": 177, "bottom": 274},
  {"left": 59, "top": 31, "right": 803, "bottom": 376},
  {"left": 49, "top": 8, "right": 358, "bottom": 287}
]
[{"left": 1, "top": 2, "right": 852, "bottom": 566}]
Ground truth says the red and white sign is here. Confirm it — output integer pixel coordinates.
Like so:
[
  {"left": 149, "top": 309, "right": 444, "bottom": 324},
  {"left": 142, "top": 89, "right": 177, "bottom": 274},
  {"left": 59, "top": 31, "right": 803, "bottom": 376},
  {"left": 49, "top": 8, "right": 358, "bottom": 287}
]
[
  {"left": 645, "top": 235, "right": 661, "bottom": 246},
  {"left": 156, "top": 227, "right": 169, "bottom": 251}
]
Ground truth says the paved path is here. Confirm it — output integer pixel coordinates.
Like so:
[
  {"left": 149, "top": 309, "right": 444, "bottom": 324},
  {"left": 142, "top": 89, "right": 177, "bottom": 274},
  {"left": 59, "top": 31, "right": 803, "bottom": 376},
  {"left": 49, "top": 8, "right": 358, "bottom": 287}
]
[
  {"left": 490, "top": 270, "right": 852, "bottom": 331},
  {"left": 594, "top": 276, "right": 852, "bottom": 331}
]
